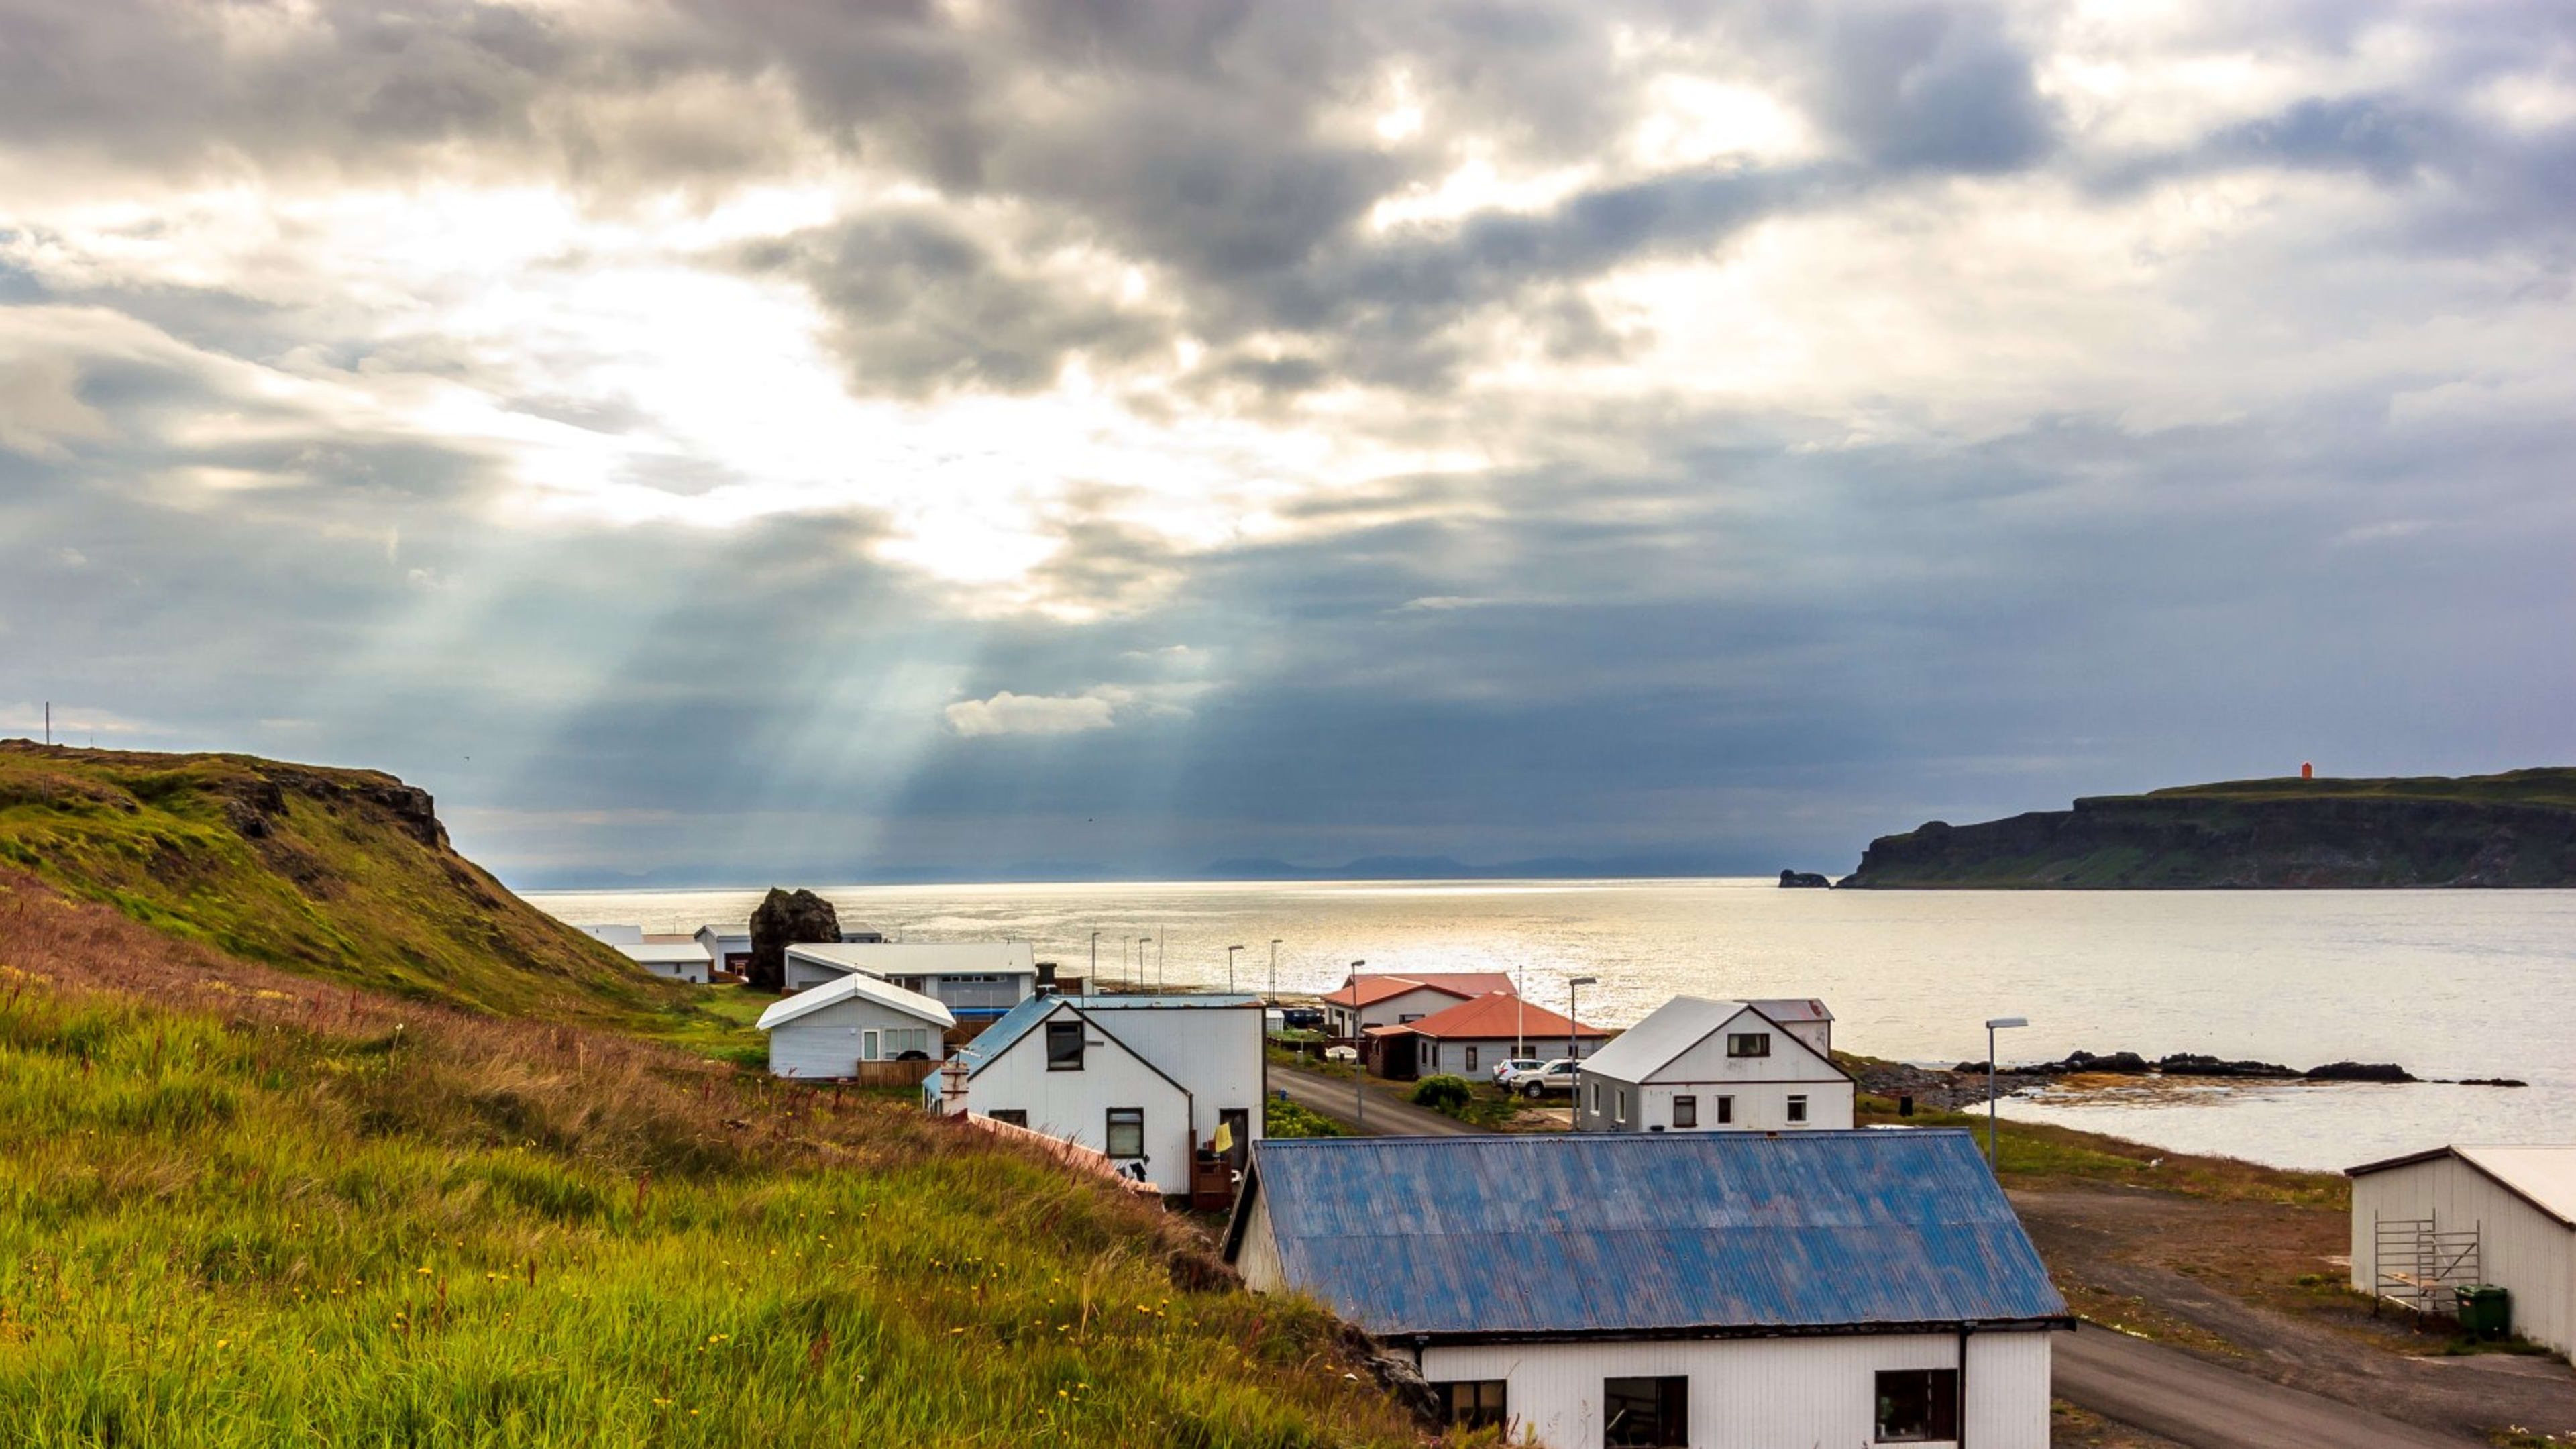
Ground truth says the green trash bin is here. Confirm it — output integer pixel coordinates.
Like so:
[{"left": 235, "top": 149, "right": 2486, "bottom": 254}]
[{"left": 2456, "top": 1284, "right": 2511, "bottom": 1341}]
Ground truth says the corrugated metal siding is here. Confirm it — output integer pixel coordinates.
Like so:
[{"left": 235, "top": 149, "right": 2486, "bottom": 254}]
[
  {"left": 2351, "top": 1153, "right": 2576, "bottom": 1362},
  {"left": 1417, "top": 1330, "right": 2048, "bottom": 1449},
  {"left": 1250, "top": 1130, "right": 2065, "bottom": 1336}
]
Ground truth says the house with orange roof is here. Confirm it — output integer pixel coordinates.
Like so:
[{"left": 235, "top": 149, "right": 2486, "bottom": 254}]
[
  {"left": 1363, "top": 991, "right": 1609, "bottom": 1081},
  {"left": 1319, "top": 971, "right": 1516, "bottom": 1038}
]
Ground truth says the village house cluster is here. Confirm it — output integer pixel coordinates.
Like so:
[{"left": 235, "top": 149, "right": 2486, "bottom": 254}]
[{"left": 571, "top": 923, "right": 2072, "bottom": 1446}]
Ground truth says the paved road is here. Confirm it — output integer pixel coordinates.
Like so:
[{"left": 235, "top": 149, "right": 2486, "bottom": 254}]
[
  {"left": 1268, "top": 1063, "right": 1483, "bottom": 1138},
  {"left": 2057, "top": 1326, "right": 2474, "bottom": 1448}
]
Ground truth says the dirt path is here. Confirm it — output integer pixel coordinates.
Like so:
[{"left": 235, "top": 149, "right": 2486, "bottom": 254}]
[
  {"left": 2016, "top": 1185, "right": 2576, "bottom": 1444},
  {"left": 1269, "top": 1063, "right": 1481, "bottom": 1137},
  {"left": 2058, "top": 1328, "right": 2471, "bottom": 1447}
]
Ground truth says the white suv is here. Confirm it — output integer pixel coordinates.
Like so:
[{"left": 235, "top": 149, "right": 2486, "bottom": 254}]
[
  {"left": 1499, "top": 1058, "right": 1581, "bottom": 1098},
  {"left": 1491, "top": 1056, "right": 1544, "bottom": 1086}
]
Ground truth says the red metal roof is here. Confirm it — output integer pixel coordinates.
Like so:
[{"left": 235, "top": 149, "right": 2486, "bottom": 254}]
[
  {"left": 1320, "top": 971, "right": 1516, "bottom": 1008},
  {"left": 1391, "top": 991, "right": 1606, "bottom": 1040}
]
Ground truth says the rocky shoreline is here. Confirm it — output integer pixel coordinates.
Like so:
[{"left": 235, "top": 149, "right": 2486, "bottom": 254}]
[{"left": 1848, "top": 1049, "right": 2526, "bottom": 1112}]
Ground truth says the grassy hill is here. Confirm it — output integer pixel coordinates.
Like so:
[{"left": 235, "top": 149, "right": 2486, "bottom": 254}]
[
  {"left": 0, "top": 741, "right": 680, "bottom": 1026},
  {"left": 0, "top": 743, "right": 1432, "bottom": 1445},
  {"left": 1841, "top": 768, "right": 2576, "bottom": 888}
]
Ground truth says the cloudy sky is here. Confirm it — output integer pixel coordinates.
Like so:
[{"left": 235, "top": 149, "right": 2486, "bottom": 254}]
[{"left": 5, "top": 0, "right": 2570, "bottom": 886}]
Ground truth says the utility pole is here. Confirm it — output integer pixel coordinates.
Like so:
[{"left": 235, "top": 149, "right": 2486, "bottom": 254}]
[
  {"left": 1985, "top": 1016, "right": 2029, "bottom": 1168},
  {"left": 1090, "top": 932, "right": 1099, "bottom": 983},
  {"left": 1351, "top": 959, "right": 1367, "bottom": 1130},
  {"left": 1269, "top": 938, "right": 1281, "bottom": 1002},
  {"left": 1566, "top": 977, "right": 1597, "bottom": 1065},
  {"left": 1227, "top": 945, "right": 1244, "bottom": 993}
]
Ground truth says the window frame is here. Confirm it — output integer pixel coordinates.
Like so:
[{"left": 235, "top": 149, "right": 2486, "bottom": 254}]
[
  {"left": 1873, "top": 1367, "right": 1960, "bottom": 1443},
  {"left": 986, "top": 1108, "right": 1028, "bottom": 1127},
  {"left": 1434, "top": 1379, "right": 1507, "bottom": 1430},
  {"left": 1672, "top": 1094, "right": 1697, "bottom": 1128},
  {"left": 1045, "top": 1019, "right": 1086, "bottom": 1072},
  {"left": 1603, "top": 1374, "right": 1688, "bottom": 1448},
  {"left": 1715, "top": 1095, "right": 1733, "bottom": 1124},
  {"left": 1787, "top": 1094, "right": 1809, "bottom": 1124},
  {"left": 1465, "top": 1046, "right": 1479, "bottom": 1073},
  {"left": 1727, "top": 1031, "right": 1772, "bottom": 1058},
  {"left": 1104, "top": 1107, "right": 1146, "bottom": 1159}
]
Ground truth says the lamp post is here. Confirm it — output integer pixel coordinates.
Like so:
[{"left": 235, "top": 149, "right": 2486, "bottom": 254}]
[
  {"left": 1566, "top": 977, "right": 1598, "bottom": 1065},
  {"left": 1269, "top": 939, "right": 1281, "bottom": 1002},
  {"left": 1351, "top": 960, "right": 1368, "bottom": 1129},
  {"left": 1226, "top": 945, "right": 1244, "bottom": 994},
  {"left": 1984, "top": 1016, "right": 2029, "bottom": 1168},
  {"left": 1089, "top": 932, "right": 1099, "bottom": 981},
  {"left": 1136, "top": 936, "right": 1151, "bottom": 991}
]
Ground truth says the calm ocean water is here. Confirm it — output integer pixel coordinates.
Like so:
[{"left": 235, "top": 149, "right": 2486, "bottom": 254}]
[{"left": 521, "top": 878, "right": 2576, "bottom": 1172}]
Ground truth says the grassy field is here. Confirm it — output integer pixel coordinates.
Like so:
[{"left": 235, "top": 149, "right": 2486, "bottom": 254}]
[
  {"left": 0, "top": 876, "right": 1431, "bottom": 1448},
  {"left": 1856, "top": 1094, "right": 2345, "bottom": 1208}
]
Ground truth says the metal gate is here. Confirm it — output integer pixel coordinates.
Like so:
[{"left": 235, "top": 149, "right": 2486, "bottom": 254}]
[{"left": 2372, "top": 1214, "right": 2481, "bottom": 1316}]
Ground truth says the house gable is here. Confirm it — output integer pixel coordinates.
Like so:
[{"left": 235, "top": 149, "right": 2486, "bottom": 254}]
[{"left": 1638, "top": 1004, "right": 1850, "bottom": 1086}]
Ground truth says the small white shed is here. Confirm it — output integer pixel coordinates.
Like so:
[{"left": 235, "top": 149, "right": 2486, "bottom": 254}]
[
  {"left": 2347, "top": 1144, "right": 2576, "bottom": 1362},
  {"left": 755, "top": 973, "right": 955, "bottom": 1080},
  {"left": 615, "top": 941, "right": 714, "bottom": 985},
  {"left": 1573, "top": 996, "right": 1854, "bottom": 1134},
  {"left": 693, "top": 924, "right": 753, "bottom": 977}
]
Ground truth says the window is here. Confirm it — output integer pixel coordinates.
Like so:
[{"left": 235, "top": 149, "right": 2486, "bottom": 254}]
[
  {"left": 1787, "top": 1094, "right": 1809, "bottom": 1124},
  {"left": 1874, "top": 1369, "right": 1958, "bottom": 1443},
  {"left": 1615, "top": 1087, "right": 1629, "bottom": 1124},
  {"left": 1715, "top": 1096, "right": 1733, "bottom": 1124},
  {"left": 1426, "top": 1044, "right": 1440, "bottom": 1070},
  {"left": 1589, "top": 1081, "right": 1602, "bottom": 1114},
  {"left": 1046, "top": 1020, "right": 1085, "bottom": 1071},
  {"left": 987, "top": 1109, "right": 1028, "bottom": 1127},
  {"left": 1434, "top": 1380, "right": 1507, "bottom": 1430},
  {"left": 1727, "top": 1032, "right": 1771, "bottom": 1057},
  {"left": 1603, "top": 1375, "right": 1688, "bottom": 1448},
  {"left": 1465, "top": 1046, "right": 1479, "bottom": 1073},
  {"left": 1104, "top": 1108, "right": 1145, "bottom": 1159},
  {"left": 1399, "top": 1013, "right": 1424, "bottom": 1024},
  {"left": 1672, "top": 1095, "right": 1697, "bottom": 1128}
]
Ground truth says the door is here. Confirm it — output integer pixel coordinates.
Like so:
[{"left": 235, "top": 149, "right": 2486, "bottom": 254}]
[
  {"left": 861, "top": 1030, "right": 879, "bottom": 1062},
  {"left": 1218, "top": 1108, "right": 1251, "bottom": 1173}
]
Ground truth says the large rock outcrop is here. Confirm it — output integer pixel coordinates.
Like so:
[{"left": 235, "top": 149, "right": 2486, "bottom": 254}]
[
  {"left": 748, "top": 888, "right": 841, "bottom": 991},
  {"left": 1839, "top": 769, "right": 2576, "bottom": 888}
]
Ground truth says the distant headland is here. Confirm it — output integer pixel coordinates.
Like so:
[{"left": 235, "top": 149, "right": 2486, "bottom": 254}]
[{"left": 1839, "top": 769, "right": 2576, "bottom": 888}]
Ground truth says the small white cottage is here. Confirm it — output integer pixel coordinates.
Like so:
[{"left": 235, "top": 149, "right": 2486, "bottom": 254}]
[
  {"left": 927, "top": 994, "right": 1265, "bottom": 1191},
  {"left": 1573, "top": 996, "right": 1854, "bottom": 1133},
  {"left": 614, "top": 941, "right": 714, "bottom": 985},
  {"left": 1226, "top": 1131, "right": 2070, "bottom": 1449},
  {"left": 693, "top": 924, "right": 753, "bottom": 977},
  {"left": 2347, "top": 1144, "right": 2576, "bottom": 1362},
  {"left": 755, "top": 973, "right": 955, "bottom": 1079}
]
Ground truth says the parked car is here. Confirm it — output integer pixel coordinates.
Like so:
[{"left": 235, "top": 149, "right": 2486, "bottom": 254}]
[
  {"left": 1499, "top": 1058, "right": 1581, "bottom": 1098},
  {"left": 1491, "top": 1056, "right": 1545, "bottom": 1086},
  {"left": 1279, "top": 1007, "right": 1326, "bottom": 1032}
]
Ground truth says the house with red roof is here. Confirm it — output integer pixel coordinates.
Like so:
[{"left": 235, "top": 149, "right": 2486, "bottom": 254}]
[
  {"left": 1364, "top": 991, "right": 1609, "bottom": 1081},
  {"left": 1318, "top": 971, "right": 1517, "bottom": 1038}
]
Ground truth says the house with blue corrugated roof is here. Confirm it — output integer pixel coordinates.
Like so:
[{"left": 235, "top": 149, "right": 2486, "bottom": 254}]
[
  {"left": 1224, "top": 1129, "right": 2071, "bottom": 1449},
  {"left": 925, "top": 993, "right": 1265, "bottom": 1193}
]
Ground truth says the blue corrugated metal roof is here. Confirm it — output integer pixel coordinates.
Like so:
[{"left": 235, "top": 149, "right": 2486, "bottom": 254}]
[{"left": 1235, "top": 1130, "right": 2068, "bottom": 1339}]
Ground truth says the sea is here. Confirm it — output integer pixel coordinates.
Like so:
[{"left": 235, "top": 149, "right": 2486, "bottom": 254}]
[{"left": 520, "top": 878, "right": 2576, "bottom": 1173}]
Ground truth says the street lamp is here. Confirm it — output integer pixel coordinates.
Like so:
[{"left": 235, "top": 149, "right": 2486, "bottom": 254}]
[
  {"left": 1227, "top": 944, "right": 1244, "bottom": 993},
  {"left": 1351, "top": 960, "right": 1368, "bottom": 1129},
  {"left": 1089, "top": 932, "right": 1099, "bottom": 981},
  {"left": 1566, "top": 977, "right": 1599, "bottom": 1066},
  {"left": 1269, "top": 939, "right": 1282, "bottom": 1002},
  {"left": 1136, "top": 936, "right": 1152, "bottom": 991},
  {"left": 1984, "top": 1016, "right": 2029, "bottom": 1167}
]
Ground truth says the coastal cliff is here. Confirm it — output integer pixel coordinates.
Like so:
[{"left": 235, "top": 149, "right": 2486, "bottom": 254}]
[{"left": 1841, "top": 769, "right": 2576, "bottom": 888}]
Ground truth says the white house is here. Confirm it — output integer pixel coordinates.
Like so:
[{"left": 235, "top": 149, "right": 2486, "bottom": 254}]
[
  {"left": 1364, "top": 991, "right": 1609, "bottom": 1080},
  {"left": 2347, "top": 1144, "right": 2576, "bottom": 1362},
  {"left": 1319, "top": 971, "right": 1516, "bottom": 1038},
  {"left": 928, "top": 994, "right": 1265, "bottom": 1191},
  {"left": 575, "top": 923, "right": 645, "bottom": 945},
  {"left": 615, "top": 940, "right": 714, "bottom": 985},
  {"left": 1225, "top": 1131, "right": 2070, "bottom": 1449},
  {"left": 1573, "top": 997, "right": 1854, "bottom": 1133},
  {"left": 755, "top": 973, "right": 956, "bottom": 1079},
  {"left": 781, "top": 941, "right": 1038, "bottom": 1020},
  {"left": 693, "top": 924, "right": 753, "bottom": 977}
]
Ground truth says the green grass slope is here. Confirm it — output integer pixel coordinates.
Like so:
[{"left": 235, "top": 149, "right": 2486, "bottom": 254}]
[
  {"left": 0, "top": 741, "right": 674, "bottom": 1026},
  {"left": 0, "top": 877, "right": 1427, "bottom": 1448},
  {"left": 1843, "top": 768, "right": 2576, "bottom": 888}
]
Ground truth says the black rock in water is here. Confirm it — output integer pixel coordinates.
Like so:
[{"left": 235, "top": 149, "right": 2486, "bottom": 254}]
[
  {"left": 747, "top": 887, "right": 842, "bottom": 993},
  {"left": 1778, "top": 869, "right": 1831, "bottom": 888},
  {"left": 2304, "top": 1061, "right": 2416, "bottom": 1083}
]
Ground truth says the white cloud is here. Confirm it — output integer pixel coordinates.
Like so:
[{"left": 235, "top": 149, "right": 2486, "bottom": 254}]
[{"left": 943, "top": 690, "right": 1122, "bottom": 738}]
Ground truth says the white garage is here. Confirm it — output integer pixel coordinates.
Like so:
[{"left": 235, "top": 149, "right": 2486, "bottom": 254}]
[
  {"left": 756, "top": 973, "right": 955, "bottom": 1081},
  {"left": 2347, "top": 1144, "right": 2576, "bottom": 1362}
]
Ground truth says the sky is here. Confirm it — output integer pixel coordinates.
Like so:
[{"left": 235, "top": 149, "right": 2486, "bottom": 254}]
[{"left": 3, "top": 0, "right": 2571, "bottom": 888}]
